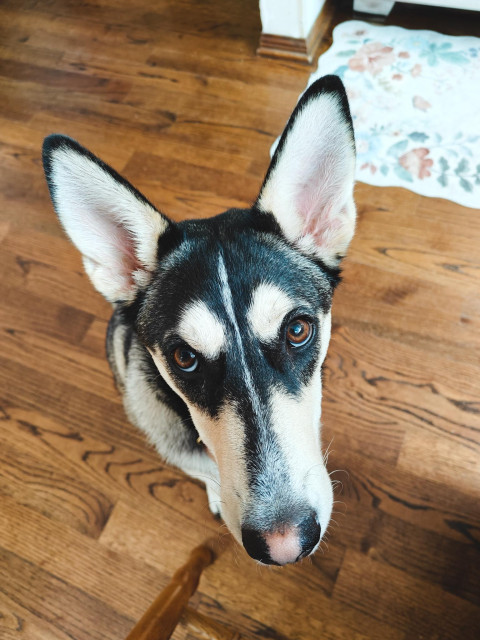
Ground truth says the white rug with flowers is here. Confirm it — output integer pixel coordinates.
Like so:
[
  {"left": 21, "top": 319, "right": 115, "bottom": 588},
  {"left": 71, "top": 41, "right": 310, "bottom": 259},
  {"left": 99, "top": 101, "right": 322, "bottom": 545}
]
[{"left": 307, "top": 21, "right": 480, "bottom": 209}]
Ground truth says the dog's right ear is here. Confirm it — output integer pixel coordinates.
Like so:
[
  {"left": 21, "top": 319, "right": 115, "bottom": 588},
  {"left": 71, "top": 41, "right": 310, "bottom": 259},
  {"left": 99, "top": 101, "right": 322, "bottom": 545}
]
[
  {"left": 256, "top": 75, "right": 356, "bottom": 269},
  {"left": 42, "top": 135, "right": 172, "bottom": 303}
]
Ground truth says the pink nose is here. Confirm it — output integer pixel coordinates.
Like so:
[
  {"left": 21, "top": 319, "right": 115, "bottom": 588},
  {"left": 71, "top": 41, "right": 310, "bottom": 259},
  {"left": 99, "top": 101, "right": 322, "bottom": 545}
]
[
  {"left": 264, "top": 527, "right": 302, "bottom": 565},
  {"left": 241, "top": 511, "right": 321, "bottom": 565}
]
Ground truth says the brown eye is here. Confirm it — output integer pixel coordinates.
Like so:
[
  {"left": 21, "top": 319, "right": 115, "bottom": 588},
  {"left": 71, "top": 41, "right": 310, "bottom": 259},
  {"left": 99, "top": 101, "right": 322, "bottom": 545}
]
[
  {"left": 286, "top": 318, "right": 313, "bottom": 347},
  {"left": 173, "top": 346, "right": 198, "bottom": 372}
]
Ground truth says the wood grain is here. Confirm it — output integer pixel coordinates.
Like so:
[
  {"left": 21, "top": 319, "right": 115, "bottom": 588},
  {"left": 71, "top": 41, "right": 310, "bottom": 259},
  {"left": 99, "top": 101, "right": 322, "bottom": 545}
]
[{"left": 1, "top": 0, "right": 480, "bottom": 638}]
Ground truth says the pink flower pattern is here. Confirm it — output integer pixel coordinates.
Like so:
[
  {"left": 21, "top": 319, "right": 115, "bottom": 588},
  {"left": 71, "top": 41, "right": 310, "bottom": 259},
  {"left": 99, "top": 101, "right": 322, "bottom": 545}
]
[
  {"left": 399, "top": 148, "right": 434, "bottom": 179},
  {"left": 348, "top": 42, "right": 396, "bottom": 76},
  {"left": 413, "top": 95, "right": 431, "bottom": 111},
  {"left": 411, "top": 63, "right": 422, "bottom": 77}
]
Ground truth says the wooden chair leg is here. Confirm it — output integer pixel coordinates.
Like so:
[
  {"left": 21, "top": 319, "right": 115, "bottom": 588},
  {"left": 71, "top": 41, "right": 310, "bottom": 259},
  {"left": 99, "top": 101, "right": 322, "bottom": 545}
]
[{"left": 125, "top": 541, "right": 216, "bottom": 640}]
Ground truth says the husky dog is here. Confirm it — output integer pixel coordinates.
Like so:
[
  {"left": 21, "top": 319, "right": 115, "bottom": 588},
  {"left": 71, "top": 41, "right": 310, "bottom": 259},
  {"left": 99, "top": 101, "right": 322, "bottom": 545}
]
[{"left": 42, "top": 75, "right": 356, "bottom": 565}]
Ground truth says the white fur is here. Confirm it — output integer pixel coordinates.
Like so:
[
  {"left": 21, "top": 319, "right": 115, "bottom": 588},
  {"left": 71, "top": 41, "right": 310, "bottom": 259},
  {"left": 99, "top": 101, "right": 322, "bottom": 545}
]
[
  {"left": 49, "top": 146, "right": 169, "bottom": 302},
  {"left": 177, "top": 300, "right": 226, "bottom": 359},
  {"left": 111, "top": 321, "right": 128, "bottom": 389},
  {"left": 257, "top": 93, "right": 356, "bottom": 267},
  {"left": 267, "top": 312, "right": 333, "bottom": 539},
  {"left": 247, "top": 283, "right": 296, "bottom": 343},
  {"left": 189, "top": 402, "right": 250, "bottom": 542},
  {"left": 123, "top": 342, "right": 221, "bottom": 513},
  {"left": 217, "top": 254, "right": 264, "bottom": 425},
  {"left": 318, "top": 309, "right": 332, "bottom": 366}
]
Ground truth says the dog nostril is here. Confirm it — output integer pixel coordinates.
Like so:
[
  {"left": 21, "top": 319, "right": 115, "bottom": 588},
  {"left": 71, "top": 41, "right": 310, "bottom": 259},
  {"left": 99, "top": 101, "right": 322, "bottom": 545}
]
[
  {"left": 297, "top": 511, "right": 321, "bottom": 560},
  {"left": 241, "top": 527, "right": 276, "bottom": 564},
  {"left": 242, "top": 511, "right": 321, "bottom": 565}
]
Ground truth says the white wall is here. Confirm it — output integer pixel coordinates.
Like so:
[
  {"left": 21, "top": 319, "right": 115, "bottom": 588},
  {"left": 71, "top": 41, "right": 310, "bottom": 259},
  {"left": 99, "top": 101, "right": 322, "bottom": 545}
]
[
  {"left": 259, "top": 0, "right": 327, "bottom": 39},
  {"left": 398, "top": 0, "right": 479, "bottom": 9}
]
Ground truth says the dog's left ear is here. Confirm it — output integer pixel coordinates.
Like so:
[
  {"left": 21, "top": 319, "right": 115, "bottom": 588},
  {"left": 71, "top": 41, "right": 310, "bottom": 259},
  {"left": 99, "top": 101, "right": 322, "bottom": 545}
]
[
  {"left": 256, "top": 75, "right": 356, "bottom": 268},
  {"left": 43, "top": 135, "right": 172, "bottom": 304}
]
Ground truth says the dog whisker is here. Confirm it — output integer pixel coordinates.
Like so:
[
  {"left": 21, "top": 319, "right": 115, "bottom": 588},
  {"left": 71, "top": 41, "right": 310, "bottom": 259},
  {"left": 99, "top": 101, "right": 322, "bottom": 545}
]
[
  {"left": 322, "top": 437, "right": 335, "bottom": 465},
  {"left": 44, "top": 73, "right": 356, "bottom": 566},
  {"left": 187, "top": 473, "right": 222, "bottom": 489},
  {"left": 329, "top": 468, "right": 350, "bottom": 480}
]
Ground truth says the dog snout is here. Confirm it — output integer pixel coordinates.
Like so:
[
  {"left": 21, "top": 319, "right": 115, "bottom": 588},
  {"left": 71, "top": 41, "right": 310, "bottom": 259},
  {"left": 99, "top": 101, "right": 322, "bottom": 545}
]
[{"left": 241, "top": 510, "right": 321, "bottom": 565}]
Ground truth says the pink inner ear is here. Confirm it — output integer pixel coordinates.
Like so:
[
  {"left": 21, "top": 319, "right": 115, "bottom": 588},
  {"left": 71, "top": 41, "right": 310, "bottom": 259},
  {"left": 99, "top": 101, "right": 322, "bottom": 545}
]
[
  {"left": 296, "top": 162, "right": 346, "bottom": 252},
  {"left": 113, "top": 223, "right": 143, "bottom": 280},
  {"left": 303, "top": 207, "right": 343, "bottom": 246},
  {"left": 80, "top": 207, "right": 144, "bottom": 288},
  {"left": 297, "top": 183, "right": 335, "bottom": 244}
]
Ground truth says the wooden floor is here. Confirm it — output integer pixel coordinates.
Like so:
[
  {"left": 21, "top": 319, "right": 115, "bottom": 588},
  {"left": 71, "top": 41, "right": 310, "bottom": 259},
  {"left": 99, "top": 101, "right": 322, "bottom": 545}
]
[{"left": 1, "top": 1, "right": 480, "bottom": 638}]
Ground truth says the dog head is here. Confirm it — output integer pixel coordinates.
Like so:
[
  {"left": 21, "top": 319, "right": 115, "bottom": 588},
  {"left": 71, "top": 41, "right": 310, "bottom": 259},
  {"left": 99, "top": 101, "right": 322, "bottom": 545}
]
[{"left": 43, "top": 76, "right": 356, "bottom": 565}]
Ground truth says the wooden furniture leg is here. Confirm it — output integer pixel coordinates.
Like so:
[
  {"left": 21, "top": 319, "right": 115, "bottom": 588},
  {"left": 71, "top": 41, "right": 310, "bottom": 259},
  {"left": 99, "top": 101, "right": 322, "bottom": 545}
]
[{"left": 125, "top": 541, "right": 216, "bottom": 640}]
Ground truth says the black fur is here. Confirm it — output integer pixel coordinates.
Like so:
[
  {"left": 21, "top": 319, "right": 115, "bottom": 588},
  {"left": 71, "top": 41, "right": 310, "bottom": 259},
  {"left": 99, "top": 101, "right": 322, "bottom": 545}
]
[{"left": 42, "top": 74, "right": 356, "bottom": 564}]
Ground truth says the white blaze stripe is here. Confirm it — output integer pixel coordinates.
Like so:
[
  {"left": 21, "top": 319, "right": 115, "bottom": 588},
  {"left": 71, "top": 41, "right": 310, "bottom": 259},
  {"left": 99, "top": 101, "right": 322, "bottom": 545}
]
[
  {"left": 217, "top": 254, "right": 264, "bottom": 422},
  {"left": 178, "top": 300, "right": 225, "bottom": 359}
]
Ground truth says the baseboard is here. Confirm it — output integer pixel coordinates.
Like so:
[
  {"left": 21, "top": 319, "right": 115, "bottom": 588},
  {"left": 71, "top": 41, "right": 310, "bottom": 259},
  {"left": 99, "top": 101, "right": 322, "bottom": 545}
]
[{"left": 257, "top": 1, "right": 332, "bottom": 65}]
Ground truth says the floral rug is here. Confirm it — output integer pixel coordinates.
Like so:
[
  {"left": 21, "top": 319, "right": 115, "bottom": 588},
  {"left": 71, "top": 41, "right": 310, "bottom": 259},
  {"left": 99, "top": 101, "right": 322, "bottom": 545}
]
[{"left": 307, "top": 21, "right": 480, "bottom": 209}]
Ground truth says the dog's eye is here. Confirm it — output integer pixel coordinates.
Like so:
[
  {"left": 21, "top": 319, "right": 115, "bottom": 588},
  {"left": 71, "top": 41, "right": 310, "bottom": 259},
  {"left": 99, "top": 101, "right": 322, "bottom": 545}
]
[
  {"left": 173, "top": 346, "right": 198, "bottom": 372},
  {"left": 286, "top": 318, "right": 313, "bottom": 348}
]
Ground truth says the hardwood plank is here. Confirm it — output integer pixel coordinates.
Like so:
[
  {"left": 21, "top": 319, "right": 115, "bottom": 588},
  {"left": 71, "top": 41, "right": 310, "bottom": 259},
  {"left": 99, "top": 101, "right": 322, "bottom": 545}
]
[
  {"left": 122, "top": 151, "right": 261, "bottom": 207},
  {"left": 0, "top": 322, "right": 115, "bottom": 400},
  {"left": 0, "top": 359, "right": 147, "bottom": 453},
  {"left": 335, "top": 262, "right": 480, "bottom": 356},
  {"left": 327, "top": 447, "right": 480, "bottom": 548},
  {"left": 0, "top": 422, "right": 114, "bottom": 538},
  {"left": 0, "top": 494, "right": 171, "bottom": 622},
  {"left": 398, "top": 430, "right": 480, "bottom": 497},
  {"left": 0, "top": 59, "right": 132, "bottom": 98},
  {"left": 334, "top": 550, "right": 480, "bottom": 639},
  {"left": 323, "top": 327, "right": 480, "bottom": 459},
  {"left": 366, "top": 512, "right": 480, "bottom": 607},
  {"left": 0, "top": 590, "right": 71, "bottom": 640},
  {"left": 0, "top": 283, "right": 94, "bottom": 345},
  {"left": 1, "top": 0, "right": 480, "bottom": 638},
  {"left": 0, "top": 237, "right": 110, "bottom": 318},
  {"left": 172, "top": 608, "right": 247, "bottom": 640},
  {"left": 0, "top": 547, "right": 134, "bottom": 640}
]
